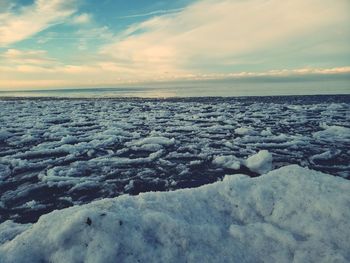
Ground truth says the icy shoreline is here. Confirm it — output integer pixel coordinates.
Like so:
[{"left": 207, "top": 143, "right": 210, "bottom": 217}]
[{"left": 0, "top": 165, "right": 349, "bottom": 263}]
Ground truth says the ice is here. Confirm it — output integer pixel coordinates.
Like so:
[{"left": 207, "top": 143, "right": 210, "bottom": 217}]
[
  {"left": 0, "top": 96, "right": 349, "bottom": 224},
  {"left": 313, "top": 125, "right": 350, "bottom": 141},
  {"left": 245, "top": 150, "right": 273, "bottom": 174},
  {"left": 127, "top": 136, "right": 175, "bottom": 147},
  {"left": 310, "top": 149, "right": 341, "bottom": 162},
  {"left": 0, "top": 130, "right": 12, "bottom": 141},
  {"left": 0, "top": 165, "right": 349, "bottom": 262},
  {"left": 212, "top": 155, "right": 241, "bottom": 170},
  {"left": 0, "top": 164, "right": 11, "bottom": 178},
  {"left": 260, "top": 128, "right": 273, "bottom": 136},
  {"left": 234, "top": 127, "right": 254, "bottom": 135}
]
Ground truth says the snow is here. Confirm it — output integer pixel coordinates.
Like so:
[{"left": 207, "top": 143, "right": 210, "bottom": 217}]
[
  {"left": 212, "top": 155, "right": 241, "bottom": 170},
  {"left": 313, "top": 125, "right": 350, "bottom": 141},
  {"left": 310, "top": 149, "right": 341, "bottom": 162},
  {"left": 0, "top": 165, "right": 349, "bottom": 263},
  {"left": 234, "top": 127, "right": 254, "bottom": 135},
  {"left": 0, "top": 130, "right": 12, "bottom": 141},
  {"left": 0, "top": 221, "right": 32, "bottom": 246},
  {"left": 0, "top": 164, "right": 11, "bottom": 178},
  {"left": 260, "top": 127, "right": 273, "bottom": 136},
  {"left": 245, "top": 150, "right": 273, "bottom": 174},
  {"left": 127, "top": 136, "right": 175, "bottom": 147}
]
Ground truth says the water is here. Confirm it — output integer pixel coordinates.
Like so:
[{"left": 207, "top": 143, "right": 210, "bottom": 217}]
[
  {"left": 0, "top": 79, "right": 349, "bottom": 98},
  {"left": 0, "top": 95, "right": 349, "bottom": 224}
]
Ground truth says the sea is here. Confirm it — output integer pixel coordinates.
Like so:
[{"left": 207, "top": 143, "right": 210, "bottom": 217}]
[{"left": 0, "top": 86, "right": 349, "bottom": 224}]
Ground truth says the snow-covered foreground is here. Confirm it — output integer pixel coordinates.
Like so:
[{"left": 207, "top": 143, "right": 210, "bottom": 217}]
[
  {"left": 0, "top": 165, "right": 349, "bottom": 263},
  {"left": 0, "top": 96, "right": 349, "bottom": 224}
]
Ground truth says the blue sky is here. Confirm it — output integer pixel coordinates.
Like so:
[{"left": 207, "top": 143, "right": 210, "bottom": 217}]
[{"left": 0, "top": 0, "right": 349, "bottom": 89}]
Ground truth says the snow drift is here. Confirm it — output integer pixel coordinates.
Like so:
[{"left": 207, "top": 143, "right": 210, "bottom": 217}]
[{"left": 0, "top": 165, "right": 349, "bottom": 263}]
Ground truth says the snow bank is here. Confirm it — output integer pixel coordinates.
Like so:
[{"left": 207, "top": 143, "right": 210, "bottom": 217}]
[
  {"left": 0, "top": 165, "right": 349, "bottom": 263},
  {"left": 245, "top": 150, "right": 273, "bottom": 174},
  {"left": 0, "top": 221, "right": 32, "bottom": 246}
]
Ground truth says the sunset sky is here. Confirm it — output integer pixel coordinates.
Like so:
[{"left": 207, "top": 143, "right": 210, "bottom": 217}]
[{"left": 0, "top": 0, "right": 349, "bottom": 90}]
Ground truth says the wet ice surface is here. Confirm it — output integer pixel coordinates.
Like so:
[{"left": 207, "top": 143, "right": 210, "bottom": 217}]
[{"left": 0, "top": 95, "right": 349, "bottom": 224}]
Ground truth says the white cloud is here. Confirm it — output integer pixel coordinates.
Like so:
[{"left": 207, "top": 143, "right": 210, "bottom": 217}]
[
  {"left": 0, "top": 0, "right": 77, "bottom": 46},
  {"left": 188, "top": 67, "right": 350, "bottom": 81},
  {"left": 0, "top": 0, "right": 349, "bottom": 89},
  {"left": 1, "top": 49, "right": 56, "bottom": 65},
  {"left": 71, "top": 13, "right": 92, "bottom": 25},
  {"left": 118, "top": 8, "right": 185, "bottom": 19},
  {"left": 0, "top": 0, "right": 14, "bottom": 11},
  {"left": 0, "top": 58, "right": 349, "bottom": 89},
  {"left": 101, "top": 0, "right": 350, "bottom": 76}
]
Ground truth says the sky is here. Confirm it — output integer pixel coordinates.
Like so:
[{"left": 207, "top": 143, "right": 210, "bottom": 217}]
[{"left": 0, "top": 0, "right": 349, "bottom": 90}]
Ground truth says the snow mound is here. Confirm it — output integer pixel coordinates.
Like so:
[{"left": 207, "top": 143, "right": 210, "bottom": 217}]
[
  {"left": 0, "top": 165, "right": 349, "bottom": 263},
  {"left": 245, "top": 150, "right": 273, "bottom": 174}
]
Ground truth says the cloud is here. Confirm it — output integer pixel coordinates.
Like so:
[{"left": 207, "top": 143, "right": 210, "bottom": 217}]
[
  {"left": 0, "top": 0, "right": 14, "bottom": 11},
  {"left": 118, "top": 8, "right": 185, "bottom": 19},
  {"left": 101, "top": 0, "right": 350, "bottom": 76},
  {"left": 71, "top": 13, "right": 92, "bottom": 25},
  {"left": 0, "top": 58, "right": 349, "bottom": 89},
  {"left": 0, "top": 0, "right": 349, "bottom": 89},
  {"left": 0, "top": 0, "right": 78, "bottom": 46},
  {"left": 184, "top": 67, "right": 350, "bottom": 82},
  {"left": 31, "top": 25, "right": 113, "bottom": 45},
  {"left": 1, "top": 49, "right": 57, "bottom": 65}
]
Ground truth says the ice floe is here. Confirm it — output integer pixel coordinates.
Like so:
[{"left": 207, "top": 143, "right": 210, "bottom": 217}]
[
  {"left": 212, "top": 155, "right": 241, "bottom": 170},
  {"left": 234, "top": 127, "right": 254, "bottom": 136},
  {"left": 313, "top": 125, "right": 350, "bottom": 141},
  {"left": 245, "top": 150, "right": 273, "bottom": 174},
  {"left": 126, "top": 136, "right": 175, "bottom": 147}
]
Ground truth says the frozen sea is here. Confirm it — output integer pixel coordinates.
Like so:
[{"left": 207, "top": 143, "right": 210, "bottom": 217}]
[{"left": 0, "top": 94, "right": 349, "bottom": 225}]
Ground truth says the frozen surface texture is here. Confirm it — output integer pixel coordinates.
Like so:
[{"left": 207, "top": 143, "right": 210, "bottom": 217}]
[
  {"left": 0, "top": 95, "right": 349, "bottom": 223},
  {"left": 245, "top": 150, "right": 273, "bottom": 174},
  {"left": 0, "top": 165, "right": 349, "bottom": 263}
]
